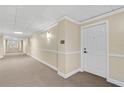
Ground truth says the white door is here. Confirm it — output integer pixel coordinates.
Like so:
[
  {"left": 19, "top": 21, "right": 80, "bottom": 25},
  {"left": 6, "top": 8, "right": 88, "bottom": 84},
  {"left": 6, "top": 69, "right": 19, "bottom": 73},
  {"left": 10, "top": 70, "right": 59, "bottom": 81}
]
[{"left": 82, "top": 23, "right": 107, "bottom": 78}]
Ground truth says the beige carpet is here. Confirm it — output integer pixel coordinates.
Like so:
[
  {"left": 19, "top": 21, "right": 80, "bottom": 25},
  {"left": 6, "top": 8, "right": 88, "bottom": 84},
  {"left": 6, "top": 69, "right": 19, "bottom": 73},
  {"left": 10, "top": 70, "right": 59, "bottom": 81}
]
[
  {"left": 6, "top": 48, "right": 20, "bottom": 53},
  {"left": 0, "top": 53, "right": 117, "bottom": 87}
]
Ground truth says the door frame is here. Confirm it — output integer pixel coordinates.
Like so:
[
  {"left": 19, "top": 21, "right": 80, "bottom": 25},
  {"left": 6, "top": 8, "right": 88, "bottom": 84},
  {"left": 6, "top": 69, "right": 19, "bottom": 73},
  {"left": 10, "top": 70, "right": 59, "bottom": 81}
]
[{"left": 81, "top": 20, "right": 109, "bottom": 79}]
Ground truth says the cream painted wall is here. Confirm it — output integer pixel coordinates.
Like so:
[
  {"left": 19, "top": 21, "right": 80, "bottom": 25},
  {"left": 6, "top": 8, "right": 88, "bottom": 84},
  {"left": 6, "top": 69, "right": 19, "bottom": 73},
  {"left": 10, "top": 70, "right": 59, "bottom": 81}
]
[
  {"left": 18, "top": 40, "right": 23, "bottom": 52},
  {"left": 23, "top": 11, "right": 124, "bottom": 82},
  {"left": 3, "top": 37, "right": 6, "bottom": 55},
  {"left": 65, "top": 20, "right": 81, "bottom": 73},
  {"left": 29, "top": 26, "right": 58, "bottom": 69},
  {"left": 108, "top": 12, "right": 124, "bottom": 82},
  {"left": 82, "top": 11, "right": 124, "bottom": 82},
  {"left": 0, "top": 34, "right": 4, "bottom": 58},
  {"left": 23, "top": 39, "right": 26, "bottom": 53},
  {"left": 58, "top": 19, "right": 81, "bottom": 73},
  {"left": 25, "top": 18, "right": 81, "bottom": 74},
  {"left": 58, "top": 20, "right": 66, "bottom": 73},
  {"left": 23, "top": 38, "right": 30, "bottom": 54}
]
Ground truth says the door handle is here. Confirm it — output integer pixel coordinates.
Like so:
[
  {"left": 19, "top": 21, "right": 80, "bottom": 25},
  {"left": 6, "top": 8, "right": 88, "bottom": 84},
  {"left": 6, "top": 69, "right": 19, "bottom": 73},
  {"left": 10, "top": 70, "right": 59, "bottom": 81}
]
[
  {"left": 84, "top": 51, "right": 88, "bottom": 53},
  {"left": 84, "top": 48, "right": 88, "bottom": 53}
]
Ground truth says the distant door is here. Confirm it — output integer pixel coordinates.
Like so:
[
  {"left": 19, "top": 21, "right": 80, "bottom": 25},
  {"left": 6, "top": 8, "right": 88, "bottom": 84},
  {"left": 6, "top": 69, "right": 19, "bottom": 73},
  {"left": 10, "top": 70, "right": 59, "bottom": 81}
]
[
  {"left": 6, "top": 40, "right": 19, "bottom": 53},
  {"left": 82, "top": 23, "right": 107, "bottom": 78}
]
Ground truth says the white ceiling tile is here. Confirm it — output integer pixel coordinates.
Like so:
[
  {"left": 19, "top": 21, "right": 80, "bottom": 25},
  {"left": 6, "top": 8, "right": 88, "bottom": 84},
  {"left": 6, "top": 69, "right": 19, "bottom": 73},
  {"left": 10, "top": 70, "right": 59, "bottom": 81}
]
[{"left": 0, "top": 5, "right": 123, "bottom": 40}]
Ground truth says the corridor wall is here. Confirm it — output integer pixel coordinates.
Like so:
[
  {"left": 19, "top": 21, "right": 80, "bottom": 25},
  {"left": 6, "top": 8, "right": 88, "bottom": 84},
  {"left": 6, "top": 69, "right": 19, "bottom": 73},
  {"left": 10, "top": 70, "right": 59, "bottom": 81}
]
[
  {"left": 82, "top": 11, "right": 124, "bottom": 86},
  {"left": 0, "top": 34, "right": 4, "bottom": 58},
  {"left": 29, "top": 25, "right": 58, "bottom": 70},
  {"left": 25, "top": 18, "right": 81, "bottom": 77}
]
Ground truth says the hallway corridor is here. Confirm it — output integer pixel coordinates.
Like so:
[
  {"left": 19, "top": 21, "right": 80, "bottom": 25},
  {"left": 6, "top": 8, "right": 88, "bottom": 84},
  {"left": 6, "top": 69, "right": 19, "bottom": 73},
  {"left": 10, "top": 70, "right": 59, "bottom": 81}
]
[{"left": 0, "top": 53, "right": 117, "bottom": 87}]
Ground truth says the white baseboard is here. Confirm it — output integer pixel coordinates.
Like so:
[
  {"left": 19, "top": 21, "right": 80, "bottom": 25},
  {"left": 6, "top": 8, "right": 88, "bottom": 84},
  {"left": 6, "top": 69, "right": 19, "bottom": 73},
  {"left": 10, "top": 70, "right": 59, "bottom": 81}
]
[
  {"left": 29, "top": 54, "right": 57, "bottom": 71},
  {"left": 107, "top": 77, "right": 124, "bottom": 87},
  {"left": 58, "top": 71, "right": 67, "bottom": 78},
  {"left": 83, "top": 68, "right": 106, "bottom": 78},
  {"left": 80, "top": 68, "right": 84, "bottom": 72},
  {"left": 58, "top": 68, "right": 81, "bottom": 78}
]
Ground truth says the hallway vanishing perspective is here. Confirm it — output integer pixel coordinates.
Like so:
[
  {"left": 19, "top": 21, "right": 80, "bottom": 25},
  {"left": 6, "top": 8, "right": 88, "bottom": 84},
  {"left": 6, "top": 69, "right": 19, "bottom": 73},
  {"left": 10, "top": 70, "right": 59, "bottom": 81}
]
[
  {"left": 0, "top": 6, "right": 124, "bottom": 87},
  {"left": 0, "top": 53, "right": 117, "bottom": 87}
]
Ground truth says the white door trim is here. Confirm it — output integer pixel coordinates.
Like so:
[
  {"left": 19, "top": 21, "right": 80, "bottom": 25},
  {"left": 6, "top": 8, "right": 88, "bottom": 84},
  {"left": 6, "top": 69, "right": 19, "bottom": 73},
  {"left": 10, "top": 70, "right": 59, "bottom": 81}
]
[{"left": 81, "top": 20, "right": 109, "bottom": 79}]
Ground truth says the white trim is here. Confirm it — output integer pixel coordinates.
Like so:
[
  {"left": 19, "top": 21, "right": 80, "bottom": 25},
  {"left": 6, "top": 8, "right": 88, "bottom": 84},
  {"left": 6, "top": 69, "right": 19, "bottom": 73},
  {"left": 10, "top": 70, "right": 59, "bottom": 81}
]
[
  {"left": 82, "top": 20, "right": 107, "bottom": 29},
  {"left": 35, "top": 22, "right": 58, "bottom": 33},
  {"left": 31, "top": 48, "right": 81, "bottom": 54},
  {"left": 80, "top": 68, "right": 84, "bottom": 72},
  {"left": 58, "top": 51, "right": 81, "bottom": 54},
  {"left": 57, "top": 16, "right": 81, "bottom": 25},
  {"left": 81, "top": 20, "right": 109, "bottom": 78},
  {"left": 81, "top": 7, "right": 124, "bottom": 24},
  {"left": 107, "top": 78, "right": 124, "bottom": 87},
  {"left": 106, "top": 20, "right": 110, "bottom": 80},
  {"left": 109, "top": 54, "right": 124, "bottom": 58},
  {"left": 85, "top": 68, "right": 106, "bottom": 78},
  {"left": 30, "top": 53, "right": 81, "bottom": 79},
  {"left": 33, "top": 48, "right": 58, "bottom": 53},
  {"left": 81, "top": 27, "right": 84, "bottom": 71},
  {"left": 58, "top": 68, "right": 81, "bottom": 79},
  {"left": 37, "top": 16, "right": 81, "bottom": 33},
  {"left": 43, "top": 23, "right": 58, "bottom": 31},
  {"left": 58, "top": 71, "right": 67, "bottom": 78},
  {"left": 29, "top": 54, "right": 57, "bottom": 71}
]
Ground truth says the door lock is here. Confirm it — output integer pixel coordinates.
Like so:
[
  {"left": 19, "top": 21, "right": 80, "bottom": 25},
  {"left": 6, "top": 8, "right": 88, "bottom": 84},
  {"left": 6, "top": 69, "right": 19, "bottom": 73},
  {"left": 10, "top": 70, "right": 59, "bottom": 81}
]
[
  {"left": 84, "top": 51, "right": 88, "bottom": 53},
  {"left": 84, "top": 48, "right": 88, "bottom": 53}
]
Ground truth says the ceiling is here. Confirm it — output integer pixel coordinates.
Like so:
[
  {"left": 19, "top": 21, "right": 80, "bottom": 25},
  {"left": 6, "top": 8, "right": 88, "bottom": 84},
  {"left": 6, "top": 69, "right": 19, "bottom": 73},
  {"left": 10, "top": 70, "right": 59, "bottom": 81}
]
[{"left": 0, "top": 5, "right": 123, "bottom": 40}]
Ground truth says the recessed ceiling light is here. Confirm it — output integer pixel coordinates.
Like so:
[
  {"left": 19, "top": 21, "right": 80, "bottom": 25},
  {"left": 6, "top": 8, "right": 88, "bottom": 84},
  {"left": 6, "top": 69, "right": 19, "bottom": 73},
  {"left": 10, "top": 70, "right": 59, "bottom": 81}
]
[{"left": 14, "top": 32, "right": 23, "bottom": 34}]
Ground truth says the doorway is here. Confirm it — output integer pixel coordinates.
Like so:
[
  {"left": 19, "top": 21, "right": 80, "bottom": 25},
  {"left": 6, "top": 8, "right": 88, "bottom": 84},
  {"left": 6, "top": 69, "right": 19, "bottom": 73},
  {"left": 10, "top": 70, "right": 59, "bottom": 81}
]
[
  {"left": 6, "top": 40, "right": 23, "bottom": 53},
  {"left": 81, "top": 21, "right": 108, "bottom": 78}
]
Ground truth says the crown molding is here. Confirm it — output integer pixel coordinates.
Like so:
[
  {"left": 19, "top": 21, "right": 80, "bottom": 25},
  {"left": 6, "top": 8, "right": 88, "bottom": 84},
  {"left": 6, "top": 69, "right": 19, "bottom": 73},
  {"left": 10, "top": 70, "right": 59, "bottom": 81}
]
[
  {"left": 39, "top": 7, "right": 124, "bottom": 33},
  {"left": 43, "top": 22, "right": 58, "bottom": 31},
  {"left": 39, "top": 16, "right": 81, "bottom": 33},
  {"left": 81, "top": 7, "right": 124, "bottom": 24},
  {"left": 57, "top": 16, "right": 81, "bottom": 25}
]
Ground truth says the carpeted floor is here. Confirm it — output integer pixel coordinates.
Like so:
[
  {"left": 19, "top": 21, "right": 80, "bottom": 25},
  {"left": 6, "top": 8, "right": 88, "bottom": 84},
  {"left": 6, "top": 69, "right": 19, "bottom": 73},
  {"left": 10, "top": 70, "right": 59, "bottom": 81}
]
[
  {"left": 6, "top": 48, "right": 20, "bottom": 53},
  {"left": 0, "top": 53, "right": 118, "bottom": 87}
]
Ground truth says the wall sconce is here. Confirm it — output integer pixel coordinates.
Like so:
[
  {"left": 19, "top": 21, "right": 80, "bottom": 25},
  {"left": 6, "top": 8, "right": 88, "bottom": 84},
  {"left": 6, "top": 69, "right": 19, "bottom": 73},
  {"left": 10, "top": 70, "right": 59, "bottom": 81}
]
[{"left": 47, "top": 32, "right": 52, "bottom": 40}]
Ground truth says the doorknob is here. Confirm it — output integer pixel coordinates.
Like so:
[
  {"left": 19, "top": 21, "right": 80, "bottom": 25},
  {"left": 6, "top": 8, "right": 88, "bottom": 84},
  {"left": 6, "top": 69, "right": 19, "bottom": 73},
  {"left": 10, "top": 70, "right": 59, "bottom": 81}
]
[
  {"left": 84, "top": 48, "right": 88, "bottom": 53},
  {"left": 84, "top": 51, "right": 88, "bottom": 53}
]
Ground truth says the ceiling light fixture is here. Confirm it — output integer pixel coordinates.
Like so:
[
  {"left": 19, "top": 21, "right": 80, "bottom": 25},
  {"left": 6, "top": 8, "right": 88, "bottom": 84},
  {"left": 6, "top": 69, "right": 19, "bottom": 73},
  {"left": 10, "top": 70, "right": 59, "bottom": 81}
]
[{"left": 14, "top": 32, "right": 23, "bottom": 34}]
